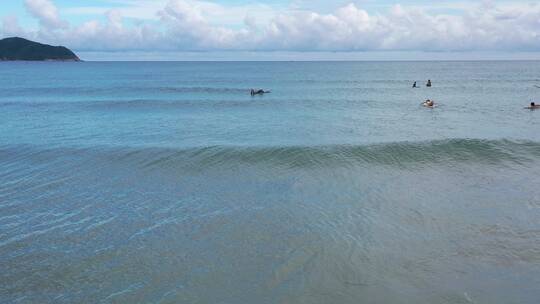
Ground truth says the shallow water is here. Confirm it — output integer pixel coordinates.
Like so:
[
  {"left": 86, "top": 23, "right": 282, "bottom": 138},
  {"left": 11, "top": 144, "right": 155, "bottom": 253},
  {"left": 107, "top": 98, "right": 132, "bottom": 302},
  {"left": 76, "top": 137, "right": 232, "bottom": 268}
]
[{"left": 1, "top": 61, "right": 540, "bottom": 303}]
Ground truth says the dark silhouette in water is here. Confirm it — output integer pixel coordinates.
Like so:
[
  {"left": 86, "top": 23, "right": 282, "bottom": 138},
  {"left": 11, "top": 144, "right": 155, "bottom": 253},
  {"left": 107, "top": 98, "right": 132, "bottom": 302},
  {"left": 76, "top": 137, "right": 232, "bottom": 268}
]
[
  {"left": 250, "top": 89, "right": 270, "bottom": 96},
  {"left": 412, "top": 81, "right": 417, "bottom": 88},
  {"left": 526, "top": 102, "right": 540, "bottom": 110},
  {"left": 426, "top": 80, "right": 432, "bottom": 87},
  {"left": 0, "top": 37, "right": 80, "bottom": 61}
]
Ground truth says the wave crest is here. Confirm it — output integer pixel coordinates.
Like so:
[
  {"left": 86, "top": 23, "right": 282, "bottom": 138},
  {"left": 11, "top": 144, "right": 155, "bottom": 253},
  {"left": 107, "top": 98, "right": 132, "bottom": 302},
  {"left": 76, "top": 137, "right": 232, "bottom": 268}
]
[{"left": 1, "top": 139, "right": 539, "bottom": 171}]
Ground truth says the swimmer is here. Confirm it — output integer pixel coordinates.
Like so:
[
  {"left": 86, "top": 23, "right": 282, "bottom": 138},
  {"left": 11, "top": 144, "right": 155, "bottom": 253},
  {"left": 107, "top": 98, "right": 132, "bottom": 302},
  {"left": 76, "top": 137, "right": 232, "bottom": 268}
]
[
  {"left": 525, "top": 102, "right": 540, "bottom": 109},
  {"left": 250, "top": 89, "right": 270, "bottom": 96},
  {"left": 426, "top": 80, "right": 432, "bottom": 87},
  {"left": 412, "top": 81, "right": 417, "bottom": 88},
  {"left": 423, "top": 99, "right": 434, "bottom": 107}
]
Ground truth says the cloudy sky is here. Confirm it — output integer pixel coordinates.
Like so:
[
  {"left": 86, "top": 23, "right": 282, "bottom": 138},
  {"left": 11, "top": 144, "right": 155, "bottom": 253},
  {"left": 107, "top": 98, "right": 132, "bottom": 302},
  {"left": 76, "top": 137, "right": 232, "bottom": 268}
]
[{"left": 1, "top": 0, "right": 540, "bottom": 60}]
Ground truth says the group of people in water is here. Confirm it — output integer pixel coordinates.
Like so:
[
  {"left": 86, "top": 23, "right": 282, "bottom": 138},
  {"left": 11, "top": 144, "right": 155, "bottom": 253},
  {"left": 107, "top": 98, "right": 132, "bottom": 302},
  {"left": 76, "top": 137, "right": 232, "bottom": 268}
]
[
  {"left": 412, "top": 80, "right": 431, "bottom": 88},
  {"left": 251, "top": 79, "right": 538, "bottom": 110},
  {"left": 415, "top": 79, "right": 538, "bottom": 109}
]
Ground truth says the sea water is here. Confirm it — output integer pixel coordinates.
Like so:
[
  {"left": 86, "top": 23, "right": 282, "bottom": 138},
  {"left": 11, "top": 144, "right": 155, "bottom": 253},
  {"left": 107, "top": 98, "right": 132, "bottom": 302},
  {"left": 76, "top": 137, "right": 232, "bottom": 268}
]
[{"left": 1, "top": 61, "right": 540, "bottom": 303}]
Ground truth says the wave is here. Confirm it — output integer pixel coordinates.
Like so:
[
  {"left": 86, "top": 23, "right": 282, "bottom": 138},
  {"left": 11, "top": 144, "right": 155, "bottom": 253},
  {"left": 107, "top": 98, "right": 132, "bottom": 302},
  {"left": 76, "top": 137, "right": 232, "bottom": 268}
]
[
  {"left": 0, "top": 97, "right": 361, "bottom": 109},
  {"left": 0, "top": 86, "right": 250, "bottom": 97},
  {"left": 0, "top": 99, "right": 256, "bottom": 109},
  {"left": 156, "top": 86, "right": 249, "bottom": 94},
  {"left": 1, "top": 139, "right": 539, "bottom": 172}
]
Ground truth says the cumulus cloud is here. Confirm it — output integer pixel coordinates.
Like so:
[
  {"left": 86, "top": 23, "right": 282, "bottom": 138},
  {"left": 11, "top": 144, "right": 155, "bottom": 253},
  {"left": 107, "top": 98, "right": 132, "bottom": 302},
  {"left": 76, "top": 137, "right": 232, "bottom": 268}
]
[
  {"left": 1, "top": 16, "right": 26, "bottom": 37},
  {"left": 76, "top": 10, "right": 163, "bottom": 50},
  {"left": 158, "top": 0, "right": 257, "bottom": 50},
  {"left": 145, "top": 0, "right": 539, "bottom": 52},
  {"left": 24, "top": 0, "right": 68, "bottom": 30},
  {"left": 2, "top": 0, "right": 540, "bottom": 53}
]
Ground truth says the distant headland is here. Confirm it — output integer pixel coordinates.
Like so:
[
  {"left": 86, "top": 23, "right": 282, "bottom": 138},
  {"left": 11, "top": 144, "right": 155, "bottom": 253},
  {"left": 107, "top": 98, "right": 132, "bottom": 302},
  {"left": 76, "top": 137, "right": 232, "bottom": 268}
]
[{"left": 0, "top": 37, "right": 80, "bottom": 61}]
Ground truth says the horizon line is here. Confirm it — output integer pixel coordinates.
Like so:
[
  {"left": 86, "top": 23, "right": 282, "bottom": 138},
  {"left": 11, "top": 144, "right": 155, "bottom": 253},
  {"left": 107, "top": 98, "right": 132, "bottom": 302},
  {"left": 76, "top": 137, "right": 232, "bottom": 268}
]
[{"left": 4, "top": 59, "right": 540, "bottom": 63}]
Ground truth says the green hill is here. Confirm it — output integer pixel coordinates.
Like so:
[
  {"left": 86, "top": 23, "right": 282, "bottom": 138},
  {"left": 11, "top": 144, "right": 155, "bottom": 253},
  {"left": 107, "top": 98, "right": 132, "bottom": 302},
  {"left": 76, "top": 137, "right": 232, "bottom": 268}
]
[{"left": 0, "top": 37, "right": 80, "bottom": 61}]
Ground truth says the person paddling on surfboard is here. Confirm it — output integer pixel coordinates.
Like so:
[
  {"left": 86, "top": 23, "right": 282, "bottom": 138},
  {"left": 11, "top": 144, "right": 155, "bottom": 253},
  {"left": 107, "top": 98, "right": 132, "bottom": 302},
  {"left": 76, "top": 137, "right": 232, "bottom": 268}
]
[{"left": 250, "top": 89, "right": 270, "bottom": 96}]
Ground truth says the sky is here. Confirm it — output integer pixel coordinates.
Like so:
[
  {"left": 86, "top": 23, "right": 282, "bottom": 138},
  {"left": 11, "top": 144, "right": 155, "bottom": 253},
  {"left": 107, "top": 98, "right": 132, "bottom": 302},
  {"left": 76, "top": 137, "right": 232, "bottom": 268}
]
[{"left": 1, "top": 0, "right": 540, "bottom": 60}]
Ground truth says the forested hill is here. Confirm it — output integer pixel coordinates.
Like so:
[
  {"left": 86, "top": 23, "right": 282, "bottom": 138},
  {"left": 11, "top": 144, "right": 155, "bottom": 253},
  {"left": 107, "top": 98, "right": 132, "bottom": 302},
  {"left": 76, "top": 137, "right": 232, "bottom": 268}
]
[{"left": 0, "top": 37, "right": 80, "bottom": 61}]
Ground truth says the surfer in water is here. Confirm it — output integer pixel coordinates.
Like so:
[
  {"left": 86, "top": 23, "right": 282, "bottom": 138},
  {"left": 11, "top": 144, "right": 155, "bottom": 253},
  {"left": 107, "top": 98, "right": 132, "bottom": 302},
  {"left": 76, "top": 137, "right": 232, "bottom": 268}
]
[
  {"left": 526, "top": 102, "right": 540, "bottom": 110},
  {"left": 250, "top": 89, "right": 270, "bottom": 96},
  {"left": 426, "top": 80, "right": 432, "bottom": 87},
  {"left": 412, "top": 81, "right": 417, "bottom": 88},
  {"left": 423, "top": 99, "right": 434, "bottom": 107}
]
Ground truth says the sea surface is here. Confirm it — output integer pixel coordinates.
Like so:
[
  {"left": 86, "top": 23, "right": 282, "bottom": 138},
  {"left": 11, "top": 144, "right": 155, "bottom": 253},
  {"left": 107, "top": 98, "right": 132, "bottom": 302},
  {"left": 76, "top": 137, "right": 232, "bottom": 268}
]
[{"left": 1, "top": 61, "right": 540, "bottom": 303}]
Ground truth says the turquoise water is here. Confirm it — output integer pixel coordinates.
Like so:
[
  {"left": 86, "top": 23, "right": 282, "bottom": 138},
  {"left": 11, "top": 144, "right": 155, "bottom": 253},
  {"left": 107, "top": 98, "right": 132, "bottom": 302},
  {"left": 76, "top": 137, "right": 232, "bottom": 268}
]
[{"left": 1, "top": 61, "right": 540, "bottom": 303}]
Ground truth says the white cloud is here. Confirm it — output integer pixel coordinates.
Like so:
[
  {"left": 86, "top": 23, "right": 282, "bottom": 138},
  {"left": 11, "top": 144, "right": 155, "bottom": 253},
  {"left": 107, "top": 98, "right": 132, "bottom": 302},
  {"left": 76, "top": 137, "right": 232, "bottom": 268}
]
[
  {"left": 57, "top": 10, "right": 163, "bottom": 51},
  {"left": 2, "top": 0, "right": 540, "bottom": 53},
  {"left": 1, "top": 16, "right": 26, "bottom": 37},
  {"left": 62, "top": 0, "right": 168, "bottom": 21},
  {"left": 24, "top": 0, "right": 68, "bottom": 30},
  {"left": 141, "top": 0, "right": 540, "bottom": 52}
]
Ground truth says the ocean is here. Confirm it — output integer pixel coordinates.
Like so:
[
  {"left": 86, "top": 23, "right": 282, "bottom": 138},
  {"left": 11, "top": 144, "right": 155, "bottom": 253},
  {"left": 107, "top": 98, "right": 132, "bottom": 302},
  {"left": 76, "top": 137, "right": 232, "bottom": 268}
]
[{"left": 1, "top": 61, "right": 540, "bottom": 303}]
